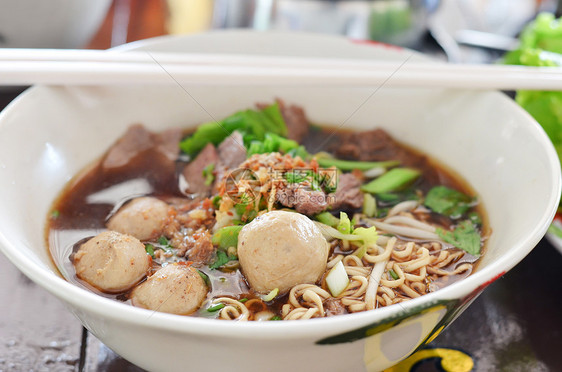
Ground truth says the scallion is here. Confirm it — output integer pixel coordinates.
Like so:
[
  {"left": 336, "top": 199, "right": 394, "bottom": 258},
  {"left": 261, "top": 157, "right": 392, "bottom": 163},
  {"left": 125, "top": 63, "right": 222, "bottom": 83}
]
[
  {"left": 260, "top": 288, "right": 279, "bottom": 302},
  {"left": 316, "top": 157, "right": 400, "bottom": 171},
  {"left": 207, "top": 303, "right": 225, "bottom": 312},
  {"left": 363, "top": 193, "right": 377, "bottom": 217},
  {"left": 326, "top": 261, "right": 350, "bottom": 297},
  {"left": 361, "top": 168, "right": 420, "bottom": 194}
]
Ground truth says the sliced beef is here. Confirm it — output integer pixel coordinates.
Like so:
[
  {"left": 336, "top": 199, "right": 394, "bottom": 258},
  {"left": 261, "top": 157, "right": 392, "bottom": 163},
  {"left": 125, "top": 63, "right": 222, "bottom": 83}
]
[
  {"left": 102, "top": 124, "right": 182, "bottom": 171},
  {"left": 217, "top": 131, "right": 246, "bottom": 169},
  {"left": 258, "top": 99, "right": 310, "bottom": 143},
  {"left": 329, "top": 173, "right": 364, "bottom": 211},
  {"left": 332, "top": 129, "right": 458, "bottom": 190},
  {"left": 325, "top": 298, "right": 347, "bottom": 317},
  {"left": 102, "top": 125, "right": 153, "bottom": 169},
  {"left": 276, "top": 184, "right": 327, "bottom": 216},
  {"left": 155, "top": 128, "right": 182, "bottom": 162},
  {"left": 182, "top": 143, "right": 218, "bottom": 196},
  {"left": 278, "top": 100, "right": 310, "bottom": 143}
]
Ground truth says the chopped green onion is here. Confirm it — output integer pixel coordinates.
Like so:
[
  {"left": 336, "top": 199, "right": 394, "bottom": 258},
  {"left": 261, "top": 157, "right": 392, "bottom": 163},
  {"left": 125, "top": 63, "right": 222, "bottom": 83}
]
[
  {"left": 389, "top": 269, "right": 399, "bottom": 280},
  {"left": 50, "top": 210, "right": 60, "bottom": 219},
  {"left": 361, "top": 168, "right": 420, "bottom": 194},
  {"left": 209, "top": 250, "right": 238, "bottom": 270},
  {"left": 196, "top": 269, "right": 210, "bottom": 286},
  {"left": 211, "top": 195, "right": 222, "bottom": 209},
  {"left": 315, "top": 212, "right": 340, "bottom": 228},
  {"left": 315, "top": 158, "right": 400, "bottom": 171},
  {"left": 260, "top": 288, "right": 279, "bottom": 302},
  {"left": 207, "top": 303, "right": 226, "bottom": 312},
  {"left": 239, "top": 298, "right": 248, "bottom": 303},
  {"left": 363, "top": 193, "right": 377, "bottom": 217},
  {"left": 352, "top": 244, "right": 367, "bottom": 259},
  {"left": 337, "top": 212, "right": 353, "bottom": 234},
  {"left": 212, "top": 226, "right": 244, "bottom": 249},
  {"left": 202, "top": 163, "right": 215, "bottom": 186},
  {"left": 270, "top": 316, "right": 282, "bottom": 321},
  {"left": 326, "top": 261, "right": 350, "bottom": 297},
  {"left": 158, "top": 236, "right": 169, "bottom": 246},
  {"left": 145, "top": 244, "right": 155, "bottom": 258}
]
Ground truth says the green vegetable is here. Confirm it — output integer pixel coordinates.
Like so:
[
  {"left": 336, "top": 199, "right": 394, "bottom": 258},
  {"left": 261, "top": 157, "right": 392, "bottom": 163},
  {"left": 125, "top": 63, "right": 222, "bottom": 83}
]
[
  {"left": 361, "top": 168, "right": 420, "bottom": 194},
  {"left": 326, "top": 261, "right": 350, "bottom": 297},
  {"left": 424, "top": 186, "right": 474, "bottom": 218},
  {"left": 202, "top": 163, "right": 215, "bottom": 186},
  {"left": 196, "top": 269, "right": 210, "bottom": 286},
  {"left": 179, "top": 103, "right": 287, "bottom": 156},
  {"left": 352, "top": 227, "right": 378, "bottom": 247},
  {"left": 247, "top": 133, "right": 300, "bottom": 156},
  {"left": 436, "top": 220, "right": 482, "bottom": 256},
  {"left": 337, "top": 212, "right": 353, "bottom": 234},
  {"left": 260, "top": 288, "right": 279, "bottom": 302},
  {"left": 209, "top": 250, "right": 238, "bottom": 270},
  {"left": 211, "top": 195, "right": 222, "bottom": 209},
  {"left": 315, "top": 158, "right": 399, "bottom": 171},
  {"left": 503, "top": 12, "right": 562, "bottom": 202},
  {"left": 286, "top": 145, "right": 309, "bottom": 160},
  {"left": 50, "top": 210, "right": 60, "bottom": 219},
  {"left": 468, "top": 211, "right": 483, "bottom": 226},
  {"left": 212, "top": 226, "right": 243, "bottom": 249},
  {"left": 145, "top": 244, "right": 155, "bottom": 258},
  {"left": 363, "top": 193, "right": 377, "bottom": 217},
  {"left": 315, "top": 212, "right": 340, "bottom": 228},
  {"left": 284, "top": 169, "right": 310, "bottom": 184},
  {"left": 157, "top": 236, "right": 174, "bottom": 254},
  {"left": 239, "top": 298, "right": 248, "bottom": 303},
  {"left": 207, "top": 303, "right": 226, "bottom": 312},
  {"left": 389, "top": 269, "right": 399, "bottom": 280},
  {"left": 270, "top": 316, "right": 282, "bottom": 321}
]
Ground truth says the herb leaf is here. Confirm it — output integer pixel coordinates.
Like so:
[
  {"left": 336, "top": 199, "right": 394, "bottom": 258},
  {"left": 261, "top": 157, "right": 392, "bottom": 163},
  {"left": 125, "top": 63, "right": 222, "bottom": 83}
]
[
  {"left": 424, "top": 186, "right": 474, "bottom": 218},
  {"left": 436, "top": 220, "right": 482, "bottom": 256},
  {"left": 209, "top": 250, "right": 238, "bottom": 270},
  {"left": 180, "top": 103, "right": 287, "bottom": 156},
  {"left": 145, "top": 244, "right": 155, "bottom": 258}
]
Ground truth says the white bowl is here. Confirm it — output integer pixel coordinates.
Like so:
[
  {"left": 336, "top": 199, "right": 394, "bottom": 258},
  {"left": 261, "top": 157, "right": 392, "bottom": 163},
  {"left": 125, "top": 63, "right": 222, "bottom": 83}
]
[{"left": 0, "top": 31, "right": 559, "bottom": 372}]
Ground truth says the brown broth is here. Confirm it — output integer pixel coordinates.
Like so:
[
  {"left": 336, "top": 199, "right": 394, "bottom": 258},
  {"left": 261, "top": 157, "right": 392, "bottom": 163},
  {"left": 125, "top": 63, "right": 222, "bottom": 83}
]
[{"left": 46, "top": 124, "right": 488, "bottom": 318}]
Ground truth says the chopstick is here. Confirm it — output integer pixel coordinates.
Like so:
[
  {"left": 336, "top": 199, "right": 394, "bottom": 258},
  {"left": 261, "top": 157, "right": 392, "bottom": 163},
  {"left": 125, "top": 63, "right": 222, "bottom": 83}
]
[{"left": 2, "top": 48, "right": 562, "bottom": 90}]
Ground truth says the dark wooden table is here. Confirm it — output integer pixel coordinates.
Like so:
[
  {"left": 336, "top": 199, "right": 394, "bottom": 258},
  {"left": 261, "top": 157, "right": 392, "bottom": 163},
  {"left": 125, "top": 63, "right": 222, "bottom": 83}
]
[{"left": 0, "top": 88, "right": 561, "bottom": 372}]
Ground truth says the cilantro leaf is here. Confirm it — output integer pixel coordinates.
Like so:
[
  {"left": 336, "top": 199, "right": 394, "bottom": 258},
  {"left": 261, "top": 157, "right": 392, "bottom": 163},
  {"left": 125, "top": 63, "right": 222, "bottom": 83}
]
[
  {"left": 436, "top": 220, "right": 482, "bottom": 256},
  {"left": 424, "top": 186, "right": 474, "bottom": 218}
]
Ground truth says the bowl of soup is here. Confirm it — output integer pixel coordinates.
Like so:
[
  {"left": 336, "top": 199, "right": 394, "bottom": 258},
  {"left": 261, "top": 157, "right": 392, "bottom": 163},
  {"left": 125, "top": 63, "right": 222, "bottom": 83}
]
[{"left": 0, "top": 31, "right": 559, "bottom": 372}]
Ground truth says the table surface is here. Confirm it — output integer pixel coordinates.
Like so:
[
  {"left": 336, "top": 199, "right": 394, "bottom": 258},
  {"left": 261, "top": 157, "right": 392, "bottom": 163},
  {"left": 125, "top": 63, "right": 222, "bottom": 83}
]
[{"left": 0, "top": 88, "right": 561, "bottom": 372}]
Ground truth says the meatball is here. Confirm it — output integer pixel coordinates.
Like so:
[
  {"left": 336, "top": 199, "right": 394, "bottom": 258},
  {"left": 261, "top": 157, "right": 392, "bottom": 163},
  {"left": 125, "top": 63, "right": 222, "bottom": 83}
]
[
  {"left": 237, "top": 211, "right": 329, "bottom": 294},
  {"left": 130, "top": 263, "right": 208, "bottom": 315},
  {"left": 107, "top": 197, "right": 169, "bottom": 241},
  {"left": 73, "top": 231, "right": 151, "bottom": 293}
]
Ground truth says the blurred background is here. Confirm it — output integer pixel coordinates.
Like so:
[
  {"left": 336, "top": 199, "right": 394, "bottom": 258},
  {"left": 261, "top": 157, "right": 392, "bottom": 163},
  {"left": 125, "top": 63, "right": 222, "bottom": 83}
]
[{"left": 0, "top": 0, "right": 560, "bottom": 63}]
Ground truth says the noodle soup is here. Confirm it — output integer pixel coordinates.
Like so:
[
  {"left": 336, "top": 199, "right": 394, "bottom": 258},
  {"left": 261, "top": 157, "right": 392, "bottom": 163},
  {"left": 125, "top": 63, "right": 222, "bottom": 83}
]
[{"left": 47, "top": 100, "right": 487, "bottom": 321}]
